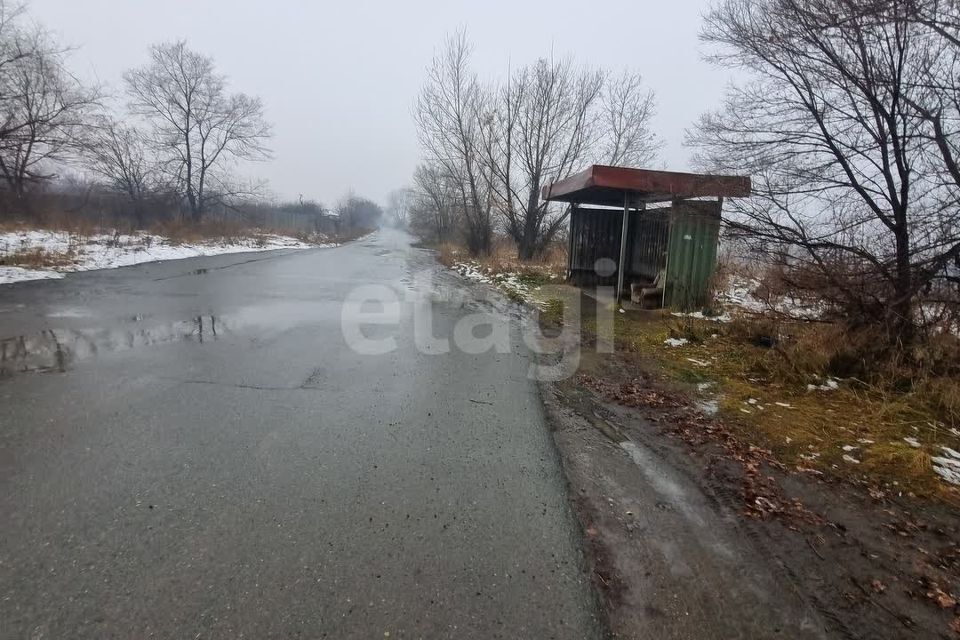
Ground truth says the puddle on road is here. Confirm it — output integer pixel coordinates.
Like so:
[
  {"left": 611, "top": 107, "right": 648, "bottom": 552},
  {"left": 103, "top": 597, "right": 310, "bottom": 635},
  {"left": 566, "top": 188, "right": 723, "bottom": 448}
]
[
  {"left": 0, "top": 316, "right": 223, "bottom": 377},
  {"left": 0, "top": 300, "right": 335, "bottom": 379}
]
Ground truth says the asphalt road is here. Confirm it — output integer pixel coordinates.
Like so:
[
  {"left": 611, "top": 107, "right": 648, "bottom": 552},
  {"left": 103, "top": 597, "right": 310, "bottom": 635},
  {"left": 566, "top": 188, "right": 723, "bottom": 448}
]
[{"left": 0, "top": 229, "right": 601, "bottom": 639}]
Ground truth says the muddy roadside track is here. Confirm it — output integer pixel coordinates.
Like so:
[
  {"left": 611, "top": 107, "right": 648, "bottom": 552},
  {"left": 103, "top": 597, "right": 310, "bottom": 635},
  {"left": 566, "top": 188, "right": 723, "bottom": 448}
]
[{"left": 538, "top": 356, "right": 960, "bottom": 639}]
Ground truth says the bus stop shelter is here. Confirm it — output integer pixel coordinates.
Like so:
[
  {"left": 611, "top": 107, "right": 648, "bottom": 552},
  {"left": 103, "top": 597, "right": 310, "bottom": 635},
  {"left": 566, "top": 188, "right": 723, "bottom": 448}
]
[{"left": 542, "top": 165, "right": 751, "bottom": 310}]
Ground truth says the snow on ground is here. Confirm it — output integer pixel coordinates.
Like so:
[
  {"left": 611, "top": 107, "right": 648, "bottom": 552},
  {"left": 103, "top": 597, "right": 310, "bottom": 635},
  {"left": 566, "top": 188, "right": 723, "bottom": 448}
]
[
  {"left": 718, "top": 275, "right": 826, "bottom": 320},
  {"left": 0, "top": 229, "right": 332, "bottom": 285},
  {"left": 672, "top": 310, "right": 733, "bottom": 323},
  {"left": 0, "top": 265, "right": 64, "bottom": 284},
  {"left": 452, "top": 261, "right": 494, "bottom": 285},
  {"left": 452, "top": 261, "right": 544, "bottom": 304},
  {"left": 933, "top": 447, "right": 960, "bottom": 485},
  {"left": 807, "top": 377, "right": 841, "bottom": 392}
]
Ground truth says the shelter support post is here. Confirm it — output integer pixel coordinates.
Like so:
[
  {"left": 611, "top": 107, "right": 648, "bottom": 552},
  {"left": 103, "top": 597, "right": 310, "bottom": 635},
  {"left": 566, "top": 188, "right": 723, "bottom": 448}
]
[{"left": 617, "top": 194, "right": 629, "bottom": 304}]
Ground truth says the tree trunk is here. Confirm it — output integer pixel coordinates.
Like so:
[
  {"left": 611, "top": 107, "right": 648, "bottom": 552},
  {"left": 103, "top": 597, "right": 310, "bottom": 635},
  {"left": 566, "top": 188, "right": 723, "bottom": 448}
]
[
  {"left": 134, "top": 200, "right": 145, "bottom": 229},
  {"left": 190, "top": 193, "right": 203, "bottom": 223},
  {"left": 891, "top": 227, "right": 915, "bottom": 346},
  {"left": 516, "top": 187, "right": 543, "bottom": 261},
  {"left": 517, "top": 231, "right": 537, "bottom": 261}
]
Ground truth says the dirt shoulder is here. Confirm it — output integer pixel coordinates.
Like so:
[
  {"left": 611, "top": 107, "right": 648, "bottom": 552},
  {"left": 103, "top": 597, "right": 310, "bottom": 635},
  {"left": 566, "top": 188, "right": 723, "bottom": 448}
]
[
  {"left": 438, "top": 255, "right": 960, "bottom": 638},
  {"left": 541, "top": 348, "right": 960, "bottom": 639}
]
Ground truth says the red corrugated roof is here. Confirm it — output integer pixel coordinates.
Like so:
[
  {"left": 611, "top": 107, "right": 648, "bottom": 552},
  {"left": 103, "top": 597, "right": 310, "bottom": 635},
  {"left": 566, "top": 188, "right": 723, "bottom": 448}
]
[{"left": 541, "top": 165, "right": 751, "bottom": 206}]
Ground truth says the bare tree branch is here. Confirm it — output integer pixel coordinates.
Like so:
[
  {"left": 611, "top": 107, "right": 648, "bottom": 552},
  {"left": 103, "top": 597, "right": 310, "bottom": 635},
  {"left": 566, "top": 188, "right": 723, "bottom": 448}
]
[{"left": 124, "top": 41, "right": 271, "bottom": 222}]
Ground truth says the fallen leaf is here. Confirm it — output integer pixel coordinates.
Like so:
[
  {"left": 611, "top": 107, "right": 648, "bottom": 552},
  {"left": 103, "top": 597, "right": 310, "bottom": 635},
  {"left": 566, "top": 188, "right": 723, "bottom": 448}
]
[{"left": 928, "top": 587, "right": 957, "bottom": 609}]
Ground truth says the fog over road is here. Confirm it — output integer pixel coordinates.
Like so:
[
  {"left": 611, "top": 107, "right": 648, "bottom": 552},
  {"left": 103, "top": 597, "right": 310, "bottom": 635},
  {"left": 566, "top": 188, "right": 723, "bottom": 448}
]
[{"left": 0, "top": 229, "right": 601, "bottom": 638}]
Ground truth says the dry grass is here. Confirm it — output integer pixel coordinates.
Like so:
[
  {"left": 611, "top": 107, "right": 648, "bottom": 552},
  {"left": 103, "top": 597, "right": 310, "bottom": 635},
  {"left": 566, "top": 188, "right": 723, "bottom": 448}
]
[
  {"left": 149, "top": 218, "right": 253, "bottom": 245},
  {"left": 0, "top": 220, "right": 88, "bottom": 269},
  {"left": 583, "top": 310, "right": 960, "bottom": 501},
  {"left": 2, "top": 212, "right": 333, "bottom": 247},
  {"left": 438, "top": 236, "right": 567, "bottom": 281},
  {"left": 0, "top": 216, "right": 102, "bottom": 239},
  {"left": 0, "top": 246, "right": 80, "bottom": 269}
]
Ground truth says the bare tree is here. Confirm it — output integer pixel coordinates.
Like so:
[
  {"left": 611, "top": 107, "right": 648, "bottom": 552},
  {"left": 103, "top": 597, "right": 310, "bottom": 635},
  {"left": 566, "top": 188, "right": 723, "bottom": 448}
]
[
  {"left": 689, "top": 0, "right": 960, "bottom": 346},
  {"left": 415, "top": 30, "right": 495, "bottom": 255},
  {"left": 416, "top": 33, "right": 660, "bottom": 259},
  {"left": 482, "top": 60, "right": 659, "bottom": 259},
  {"left": 603, "top": 70, "right": 660, "bottom": 168},
  {"left": 385, "top": 187, "right": 412, "bottom": 228},
  {"left": 336, "top": 193, "right": 382, "bottom": 231},
  {"left": 124, "top": 41, "right": 271, "bottom": 223},
  {"left": 0, "top": 13, "right": 98, "bottom": 205},
  {"left": 411, "top": 161, "right": 460, "bottom": 242},
  {"left": 486, "top": 58, "right": 604, "bottom": 259},
  {"left": 87, "top": 116, "right": 163, "bottom": 226}
]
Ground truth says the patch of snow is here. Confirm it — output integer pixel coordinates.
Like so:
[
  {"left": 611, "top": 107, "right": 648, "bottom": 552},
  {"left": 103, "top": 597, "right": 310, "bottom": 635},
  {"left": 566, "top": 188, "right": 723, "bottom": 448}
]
[
  {"left": 942, "top": 446, "right": 960, "bottom": 459},
  {"left": 903, "top": 437, "right": 922, "bottom": 448},
  {"left": 719, "top": 276, "right": 764, "bottom": 312},
  {"left": 933, "top": 465, "right": 960, "bottom": 485},
  {"left": 0, "top": 229, "right": 329, "bottom": 285},
  {"left": 452, "top": 261, "right": 492, "bottom": 284},
  {"left": 451, "top": 261, "right": 544, "bottom": 306},
  {"left": 841, "top": 445, "right": 859, "bottom": 452},
  {"left": 686, "top": 358, "right": 711, "bottom": 367},
  {"left": 774, "top": 402, "right": 793, "bottom": 408},
  {"left": 0, "top": 265, "right": 64, "bottom": 284},
  {"left": 842, "top": 454, "right": 861, "bottom": 464},
  {"left": 719, "top": 275, "right": 826, "bottom": 320},
  {"left": 807, "top": 377, "right": 840, "bottom": 392},
  {"left": 664, "top": 337, "right": 688, "bottom": 347},
  {"left": 933, "top": 447, "right": 960, "bottom": 485},
  {"left": 671, "top": 310, "right": 733, "bottom": 323}
]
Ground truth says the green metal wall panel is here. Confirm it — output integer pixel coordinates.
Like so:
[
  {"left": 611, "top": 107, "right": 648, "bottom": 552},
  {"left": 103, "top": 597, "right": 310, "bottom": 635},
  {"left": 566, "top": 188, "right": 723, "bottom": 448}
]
[{"left": 663, "top": 201, "right": 722, "bottom": 310}]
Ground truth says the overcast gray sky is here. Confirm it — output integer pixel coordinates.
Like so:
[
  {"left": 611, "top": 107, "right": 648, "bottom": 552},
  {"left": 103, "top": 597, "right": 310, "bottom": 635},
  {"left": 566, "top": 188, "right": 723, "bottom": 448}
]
[{"left": 30, "top": 0, "right": 731, "bottom": 206}]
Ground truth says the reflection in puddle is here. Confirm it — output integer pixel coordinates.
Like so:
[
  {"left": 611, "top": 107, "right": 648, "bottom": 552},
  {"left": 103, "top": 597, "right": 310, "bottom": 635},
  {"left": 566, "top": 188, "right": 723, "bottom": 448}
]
[
  {"left": 45, "top": 307, "right": 93, "bottom": 319},
  {"left": 0, "top": 300, "right": 335, "bottom": 379},
  {"left": 0, "top": 316, "right": 221, "bottom": 377}
]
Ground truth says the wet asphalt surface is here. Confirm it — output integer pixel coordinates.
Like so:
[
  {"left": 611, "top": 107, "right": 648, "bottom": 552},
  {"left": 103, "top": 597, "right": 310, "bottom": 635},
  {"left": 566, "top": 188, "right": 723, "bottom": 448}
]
[{"left": 0, "top": 229, "right": 601, "bottom": 639}]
